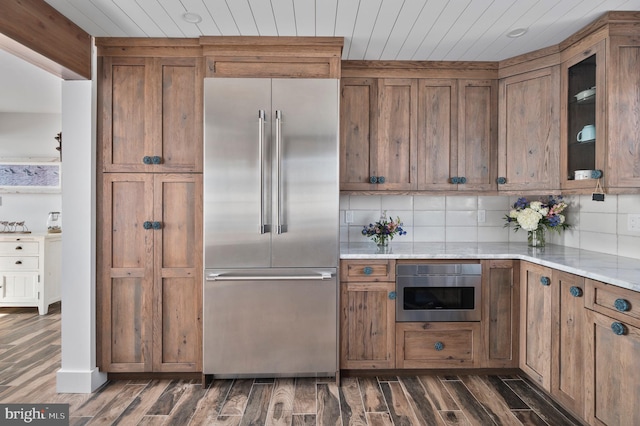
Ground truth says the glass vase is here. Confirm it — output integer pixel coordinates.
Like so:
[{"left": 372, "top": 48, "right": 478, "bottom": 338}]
[
  {"left": 376, "top": 236, "right": 389, "bottom": 247},
  {"left": 528, "top": 227, "right": 546, "bottom": 247}
]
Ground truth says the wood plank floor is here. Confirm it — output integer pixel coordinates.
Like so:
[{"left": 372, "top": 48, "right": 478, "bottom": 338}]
[{"left": 0, "top": 304, "right": 583, "bottom": 425}]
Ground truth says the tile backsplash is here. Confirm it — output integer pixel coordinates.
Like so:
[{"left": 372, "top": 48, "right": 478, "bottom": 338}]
[{"left": 340, "top": 194, "right": 640, "bottom": 260}]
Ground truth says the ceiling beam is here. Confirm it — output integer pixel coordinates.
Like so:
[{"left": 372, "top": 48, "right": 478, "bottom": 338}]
[{"left": 0, "top": 0, "right": 91, "bottom": 80}]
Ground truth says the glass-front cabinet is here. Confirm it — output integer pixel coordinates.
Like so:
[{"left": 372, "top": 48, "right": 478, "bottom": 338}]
[{"left": 560, "top": 40, "right": 605, "bottom": 191}]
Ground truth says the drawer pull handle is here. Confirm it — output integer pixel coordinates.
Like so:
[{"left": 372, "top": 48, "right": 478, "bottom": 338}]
[
  {"left": 363, "top": 266, "right": 373, "bottom": 275},
  {"left": 15, "top": 246, "right": 22, "bottom": 250},
  {"left": 540, "top": 276, "right": 551, "bottom": 286},
  {"left": 434, "top": 341, "right": 444, "bottom": 351},
  {"left": 496, "top": 176, "right": 507, "bottom": 184},
  {"left": 15, "top": 260, "right": 22, "bottom": 265},
  {"left": 388, "top": 291, "right": 396, "bottom": 300},
  {"left": 152, "top": 156, "right": 162, "bottom": 164},
  {"left": 569, "top": 286, "right": 583, "bottom": 297},
  {"left": 143, "top": 221, "right": 153, "bottom": 230},
  {"left": 143, "top": 156, "right": 153, "bottom": 165},
  {"left": 614, "top": 298, "right": 630, "bottom": 312},
  {"left": 611, "top": 322, "right": 627, "bottom": 336}
]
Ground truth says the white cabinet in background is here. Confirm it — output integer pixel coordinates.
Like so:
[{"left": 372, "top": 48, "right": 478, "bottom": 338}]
[{"left": 0, "top": 234, "right": 61, "bottom": 315}]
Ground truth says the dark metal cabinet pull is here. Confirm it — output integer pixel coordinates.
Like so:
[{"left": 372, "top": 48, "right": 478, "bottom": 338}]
[
  {"left": 614, "top": 298, "right": 631, "bottom": 312},
  {"left": 497, "top": 177, "right": 507, "bottom": 184},
  {"left": 388, "top": 291, "right": 396, "bottom": 300},
  {"left": 611, "top": 322, "right": 627, "bottom": 336},
  {"left": 152, "top": 156, "right": 162, "bottom": 164},
  {"left": 15, "top": 246, "right": 22, "bottom": 250},
  {"left": 143, "top": 221, "right": 153, "bottom": 230},
  {"left": 569, "top": 286, "right": 583, "bottom": 297},
  {"left": 434, "top": 341, "right": 444, "bottom": 351},
  {"left": 143, "top": 156, "right": 153, "bottom": 164},
  {"left": 363, "top": 266, "right": 373, "bottom": 275},
  {"left": 540, "top": 276, "right": 551, "bottom": 286},
  {"left": 15, "top": 260, "right": 22, "bottom": 265},
  {"left": 152, "top": 221, "right": 162, "bottom": 230}
]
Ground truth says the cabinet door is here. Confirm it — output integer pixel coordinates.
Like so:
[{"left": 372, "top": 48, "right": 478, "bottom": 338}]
[
  {"left": 560, "top": 40, "right": 605, "bottom": 191},
  {"left": 340, "top": 281, "right": 395, "bottom": 369},
  {"left": 155, "top": 57, "right": 203, "bottom": 172},
  {"left": 100, "top": 57, "right": 203, "bottom": 173},
  {"left": 340, "top": 78, "right": 378, "bottom": 190},
  {"left": 101, "top": 173, "right": 154, "bottom": 372},
  {"left": 0, "top": 272, "right": 38, "bottom": 303},
  {"left": 607, "top": 39, "right": 640, "bottom": 188},
  {"left": 153, "top": 174, "right": 202, "bottom": 372},
  {"left": 498, "top": 67, "right": 560, "bottom": 192},
  {"left": 417, "top": 79, "right": 458, "bottom": 190},
  {"left": 376, "top": 79, "right": 417, "bottom": 190},
  {"left": 457, "top": 79, "right": 497, "bottom": 191},
  {"left": 482, "top": 260, "right": 519, "bottom": 368},
  {"left": 551, "top": 271, "right": 585, "bottom": 417},
  {"left": 100, "top": 57, "right": 152, "bottom": 173},
  {"left": 520, "top": 262, "right": 553, "bottom": 391},
  {"left": 585, "top": 310, "right": 640, "bottom": 425}
]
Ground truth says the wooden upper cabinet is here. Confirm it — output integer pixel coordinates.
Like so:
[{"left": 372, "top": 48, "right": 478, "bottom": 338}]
[
  {"left": 340, "top": 78, "right": 378, "bottom": 190},
  {"left": 417, "top": 79, "right": 458, "bottom": 191},
  {"left": 456, "top": 79, "right": 498, "bottom": 191},
  {"left": 376, "top": 79, "right": 418, "bottom": 190},
  {"left": 100, "top": 56, "right": 203, "bottom": 173},
  {"left": 340, "top": 77, "right": 418, "bottom": 191},
  {"left": 560, "top": 39, "right": 605, "bottom": 192},
  {"left": 498, "top": 67, "right": 560, "bottom": 192},
  {"left": 607, "top": 37, "right": 640, "bottom": 189}
]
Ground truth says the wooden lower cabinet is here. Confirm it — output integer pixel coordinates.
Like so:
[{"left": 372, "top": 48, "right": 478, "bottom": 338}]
[
  {"left": 482, "top": 260, "right": 519, "bottom": 367},
  {"left": 551, "top": 271, "right": 585, "bottom": 418},
  {"left": 520, "top": 262, "right": 553, "bottom": 390},
  {"left": 396, "top": 322, "right": 481, "bottom": 368},
  {"left": 340, "top": 279, "right": 396, "bottom": 369},
  {"left": 585, "top": 279, "right": 640, "bottom": 425},
  {"left": 100, "top": 173, "right": 202, "bottom": 373}
]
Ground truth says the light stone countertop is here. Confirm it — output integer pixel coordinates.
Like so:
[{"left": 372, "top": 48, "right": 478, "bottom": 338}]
[{"left": 340, "top": 242, "right": 640, "bottom": 292}]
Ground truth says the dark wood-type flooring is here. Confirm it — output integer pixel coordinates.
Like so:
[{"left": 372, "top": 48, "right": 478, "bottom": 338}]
[{"left": 0, "top": 303, "right": 583, "bottom": 425}]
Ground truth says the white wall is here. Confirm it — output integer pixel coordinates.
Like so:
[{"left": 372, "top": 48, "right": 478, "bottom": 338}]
[
  {"left": 0, "top": 112, "right": 62, "bottom": 232},
  {"left": 340, "top": 194, "right": 640, "bottom": 260}
]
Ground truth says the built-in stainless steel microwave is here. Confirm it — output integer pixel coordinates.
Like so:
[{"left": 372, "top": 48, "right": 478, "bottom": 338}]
[{"left": 396, "top": 263, "right": 482, "bottom": 322}]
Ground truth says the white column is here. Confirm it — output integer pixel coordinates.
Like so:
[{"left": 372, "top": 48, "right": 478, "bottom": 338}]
[{"left": 55, "top": 59, "right": 107, "bottom": 392}]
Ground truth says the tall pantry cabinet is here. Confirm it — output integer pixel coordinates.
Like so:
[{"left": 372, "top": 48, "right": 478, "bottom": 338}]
[{"left": 97, "top": 41, "right": 203, "bottom": 373}]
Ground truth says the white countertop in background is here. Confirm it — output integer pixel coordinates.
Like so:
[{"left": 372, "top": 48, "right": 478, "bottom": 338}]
[{"left": 340, "top": 242, "right": 640, "bottom": 292}]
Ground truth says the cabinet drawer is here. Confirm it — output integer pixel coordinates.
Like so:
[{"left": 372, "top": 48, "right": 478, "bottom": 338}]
[
  {"left": 341, "top": 260, "right": 395, "bottom": 282},
  {"left": 0, "top": 256, "right": 39, "bottom": 270},
  {"left": 396, "top": 322, "right": 481, "bottom": 368},
  {"left": 586, "top": 279, "right": 640, "bottom": 327},
  {"left": 0, "top": 241, "right": 39, "bottom": 255}
]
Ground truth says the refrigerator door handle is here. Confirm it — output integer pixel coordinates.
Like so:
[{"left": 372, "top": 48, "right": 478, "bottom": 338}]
[
  {"left": 275, "top": 110, "right": 287, "bottom": 234},
  {"left": 206, "top": 272, "right": 332, "bottom": 281},
  {"left": 258, "top": 110, "right": 270, "bottom": 234}
]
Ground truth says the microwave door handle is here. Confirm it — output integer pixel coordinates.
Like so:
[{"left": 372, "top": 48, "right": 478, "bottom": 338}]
[
  {"left": 258, "top": 110, "right": 270, "bottom": 234},
  {"left": 275, "top": 110, "right": 286, "bottom": 234}
]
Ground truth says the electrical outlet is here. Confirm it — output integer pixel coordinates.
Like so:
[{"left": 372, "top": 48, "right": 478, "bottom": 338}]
[
  {"left": 628, "top": 214, "right": 640, "bottom": 232},
  {"left": 477, "top": 210, "right": 486, "bottom": 223},
  {"left": 345, "top": 210, "right": 354, "bottom": 224}
]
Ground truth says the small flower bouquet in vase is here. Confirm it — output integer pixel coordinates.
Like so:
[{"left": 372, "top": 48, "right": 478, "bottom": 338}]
[
  {"left": 362, "top": 211, "right": 407, "bottom": 247},
  {"left": 504, "top": 196, "right": 571, "bottom": 247}
]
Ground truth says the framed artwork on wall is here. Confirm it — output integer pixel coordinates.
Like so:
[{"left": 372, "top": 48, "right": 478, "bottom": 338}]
[{"left": 0, "top": 158, "right": 61, "bottom": 193}]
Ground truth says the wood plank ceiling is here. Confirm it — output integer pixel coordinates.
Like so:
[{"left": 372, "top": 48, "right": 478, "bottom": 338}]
[{"left": 44, "top": 0, "right": 640, "bottom": 61}]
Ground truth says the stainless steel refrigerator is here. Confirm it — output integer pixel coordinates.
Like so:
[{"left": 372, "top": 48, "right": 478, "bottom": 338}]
[{"left": 203, "top": 78, "right": 339, "bottom": 378}]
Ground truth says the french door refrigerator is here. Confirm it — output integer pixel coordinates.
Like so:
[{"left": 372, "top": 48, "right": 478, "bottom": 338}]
[{"left": 203, "top": 78, "right": 339, "bottom": 378}]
